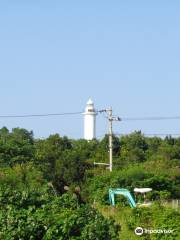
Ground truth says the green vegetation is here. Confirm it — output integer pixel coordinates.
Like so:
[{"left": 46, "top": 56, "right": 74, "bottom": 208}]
[
  {"left": 0, "top": 127, "right": 179, "bottom": 239},
  {"left": 0, "top": 188, "right": 119, "bottom": 240}
]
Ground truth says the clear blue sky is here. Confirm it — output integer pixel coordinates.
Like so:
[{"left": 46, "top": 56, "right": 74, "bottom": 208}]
[{"left": 0, "top": 1, "right": 180, "bottom": 139}]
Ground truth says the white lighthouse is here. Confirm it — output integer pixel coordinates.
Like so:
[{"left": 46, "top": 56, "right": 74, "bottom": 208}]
[{"left": 83, "top": 99, "right": 96, "bottom": 140}]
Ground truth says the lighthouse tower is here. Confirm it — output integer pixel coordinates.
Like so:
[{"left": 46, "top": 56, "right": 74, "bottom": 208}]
[{"left": 84, "top": 99, "right": 96, "bottom": 140}]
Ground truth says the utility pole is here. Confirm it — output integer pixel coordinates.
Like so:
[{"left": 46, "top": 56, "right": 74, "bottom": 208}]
[
  {"left": 107, "top": 107, "right": 113, "bottom": 172},
  {"left": 106, "top": 107, "right": 121, "bottom": 172},
  {"left": 94, "top": 108, "right": 121, "bottom": 172}
]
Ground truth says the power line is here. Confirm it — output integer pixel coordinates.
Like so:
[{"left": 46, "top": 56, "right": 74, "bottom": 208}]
[
  {"left": 1, "top": 110, "right": 180, "bottom": 122},
  {"left": 98, "top": 132, "right": 180, "bottom": 136},
  {"left": 144, "top": 133, "right": 180, "bottom": 136},
  {"left": 114, "top": 133, "right": 180, "bottom": 137},
  {"left": 121, "top": 116, "right": 180, "bottom": 121},
  {"left": 0, "top": 111, "right": 83, "bottom": 118},
  {"left": 98, "top": 111, "right": 180, "bottom": 121}
]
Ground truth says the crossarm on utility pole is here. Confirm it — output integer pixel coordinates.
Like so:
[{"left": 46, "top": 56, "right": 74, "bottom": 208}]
[{"left": 94, "top": 162, "right": 110, "bottom": 166}]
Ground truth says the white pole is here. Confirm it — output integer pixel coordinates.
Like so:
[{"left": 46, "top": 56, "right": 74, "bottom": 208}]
[
  {"left": 96, "top": 108, "right": 120, "bottom": 172},
  {"left": 108, "top": 107, "right": 113, "bottom": 172}
]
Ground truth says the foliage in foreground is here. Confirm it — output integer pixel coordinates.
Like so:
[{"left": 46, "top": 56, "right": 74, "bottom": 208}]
[
  {"left": 126, "top": 204, "right": 180, "bottom": 240},
  {"left": 0, "top": 187, "right": 120, "bottom": 240},
  {"left": 97, "top": 204, "right": 180, "bottom": 240}
]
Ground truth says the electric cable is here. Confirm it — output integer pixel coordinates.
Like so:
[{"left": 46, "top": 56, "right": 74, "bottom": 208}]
[
  {"left": 114, "top": 133, "right": 180, "bottom": 137},
  {"left": 0, "top": 111, "right": 83, "bottom": 118},
  {"left": 121, "top": 116, "right": 180, "bottom": 121}
]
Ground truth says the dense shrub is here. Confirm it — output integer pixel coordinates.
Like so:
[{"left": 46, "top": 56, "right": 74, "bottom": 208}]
[
  {"left": 126, "top": 205, "right": 180, "bottom": 240},
  {"left": 0, "top": 188, "right": 120, "bottom": 240}
]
